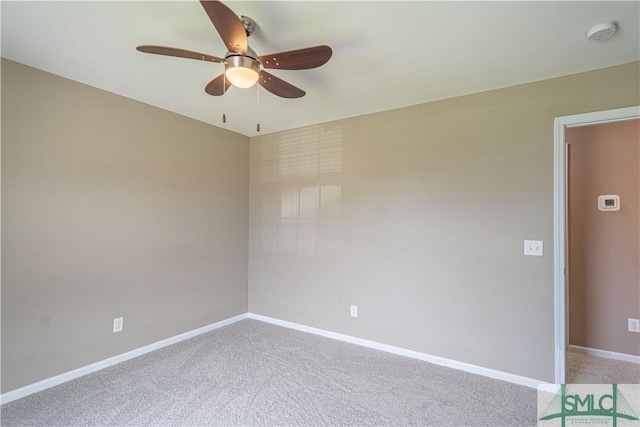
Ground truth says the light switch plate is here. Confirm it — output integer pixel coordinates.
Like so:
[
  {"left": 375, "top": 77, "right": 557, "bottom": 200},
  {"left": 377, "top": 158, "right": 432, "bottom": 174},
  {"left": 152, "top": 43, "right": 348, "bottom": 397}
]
[{"left": 524, "top": 240, "right": 543, "bottom": 256}]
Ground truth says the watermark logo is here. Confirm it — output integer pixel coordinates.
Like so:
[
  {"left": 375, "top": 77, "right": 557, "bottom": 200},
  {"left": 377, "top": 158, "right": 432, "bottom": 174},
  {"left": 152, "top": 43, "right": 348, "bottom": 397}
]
[{"left": 538, "top": 384, "right": 639, "bottom": 427}]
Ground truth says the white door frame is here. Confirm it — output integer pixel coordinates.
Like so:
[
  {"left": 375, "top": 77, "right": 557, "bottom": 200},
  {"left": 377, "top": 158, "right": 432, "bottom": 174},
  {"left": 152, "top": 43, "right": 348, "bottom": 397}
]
[{"left": 553, "top": 105, "right": 640, "bottom": 384}]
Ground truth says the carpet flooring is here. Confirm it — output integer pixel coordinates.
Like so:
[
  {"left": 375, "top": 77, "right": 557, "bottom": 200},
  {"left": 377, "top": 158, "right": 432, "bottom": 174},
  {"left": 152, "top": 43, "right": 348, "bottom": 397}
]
[
  {"left": 566, "top": 350, "right": 640, "bottom": 384},
  {"left": 1, "top": 319, "right": 538, "bottom": 426}
]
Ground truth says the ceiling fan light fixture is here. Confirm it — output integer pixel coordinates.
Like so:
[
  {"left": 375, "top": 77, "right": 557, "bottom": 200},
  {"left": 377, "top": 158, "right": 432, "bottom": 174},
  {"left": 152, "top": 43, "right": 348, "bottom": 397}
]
[
  {"left": 137, "top": 1, "right": 331, "bottom": 99},
  {"left": 225, "top": 56, "right": 260, "bottom": 88}
]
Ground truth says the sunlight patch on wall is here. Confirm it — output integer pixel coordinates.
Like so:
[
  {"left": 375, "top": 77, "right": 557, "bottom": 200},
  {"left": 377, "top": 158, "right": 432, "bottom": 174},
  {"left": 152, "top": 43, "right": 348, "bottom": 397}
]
[
  {"left": 260, "top": 125, "right": 342, "bottom": 183},
  {"left": 258, "top": 125, "right": 342, "bottom": 256}
]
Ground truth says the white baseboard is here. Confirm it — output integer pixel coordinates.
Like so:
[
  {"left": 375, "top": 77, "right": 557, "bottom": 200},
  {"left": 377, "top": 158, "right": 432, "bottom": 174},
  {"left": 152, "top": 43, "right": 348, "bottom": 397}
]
[
  {"left": 0, "top": 313, "right": 248, "bottom": 405},
  {"left": 1, "top": 311, "right": 548, "bottom": 405},
  {"left": 569, "top": 345, "right": 640, "bottom": 364},
  {"left": 247, "top": 313, "right": 547, "bottom": 389}
]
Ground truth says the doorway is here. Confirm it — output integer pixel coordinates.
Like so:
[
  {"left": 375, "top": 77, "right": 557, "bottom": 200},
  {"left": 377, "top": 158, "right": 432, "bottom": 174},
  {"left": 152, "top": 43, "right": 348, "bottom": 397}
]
[{"left": 553, "top": 106, "right": 640, "bottom": 384}]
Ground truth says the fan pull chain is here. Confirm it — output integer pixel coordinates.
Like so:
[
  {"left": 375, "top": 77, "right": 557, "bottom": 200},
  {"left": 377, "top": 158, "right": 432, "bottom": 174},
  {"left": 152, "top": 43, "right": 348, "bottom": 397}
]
[
  {"left": 222, "top": 71, "right": 227, "bottom": 124},
  {"left": 256, "top": 82, "right": 261, "bottom": 132}
]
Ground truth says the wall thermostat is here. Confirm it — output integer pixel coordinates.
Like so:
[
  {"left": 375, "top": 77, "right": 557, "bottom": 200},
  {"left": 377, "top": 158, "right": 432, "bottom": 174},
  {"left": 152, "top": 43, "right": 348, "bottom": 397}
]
[{"left": 597, "top": 195, "right": 620, "bottom": 211}]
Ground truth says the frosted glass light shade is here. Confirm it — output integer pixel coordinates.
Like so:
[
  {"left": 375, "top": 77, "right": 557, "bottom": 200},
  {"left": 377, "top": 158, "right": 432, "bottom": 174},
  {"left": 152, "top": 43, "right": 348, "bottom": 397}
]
[{"left": 225, "top": 56, "right": 260, "bottom": 89}]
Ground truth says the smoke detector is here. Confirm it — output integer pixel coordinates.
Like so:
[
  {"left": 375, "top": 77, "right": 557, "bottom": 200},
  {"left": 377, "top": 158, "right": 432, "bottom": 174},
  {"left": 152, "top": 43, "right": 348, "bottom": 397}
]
[{"left": 585, "top": 21, "right": 619, "bottom": 41}]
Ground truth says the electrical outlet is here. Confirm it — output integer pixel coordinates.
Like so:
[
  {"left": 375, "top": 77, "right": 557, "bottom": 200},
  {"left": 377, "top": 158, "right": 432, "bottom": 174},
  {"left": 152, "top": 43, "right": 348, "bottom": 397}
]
[
  {"left": 113, "top": 317, "right": 123, "bottom": 333},
  {"left": 524, "top": 240, "right": 543, "bottom": 256},
  {"left": 350, "top": 305, "right": 358, "bottom": 318},
  {"left": 628, "top": 318, "right": 640, "bottom": 333}
]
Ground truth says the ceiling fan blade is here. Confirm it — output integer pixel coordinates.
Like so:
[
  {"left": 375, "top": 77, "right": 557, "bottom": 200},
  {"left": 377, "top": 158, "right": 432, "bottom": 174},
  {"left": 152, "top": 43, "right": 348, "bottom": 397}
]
[
  {"left": 259, "top": 71, "right": 305, "bottom": 99},
  {"left": 200, "top": 1, "right": 247, "bottom": 55},
  {"left": 205, "top": 73, "right": 232, "bottom": 96},
  {"left": 136, "top": 45, "right": 223, "bottom": 63},
  {"left": 259, "top": 45, "right": 332, "bottom": 70}
]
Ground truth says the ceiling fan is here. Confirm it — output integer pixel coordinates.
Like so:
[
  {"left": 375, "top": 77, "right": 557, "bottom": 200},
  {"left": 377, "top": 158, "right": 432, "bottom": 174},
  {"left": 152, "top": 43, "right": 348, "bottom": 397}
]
[{"left": 136, "top": 0, "right": 332, "bottom": 100}]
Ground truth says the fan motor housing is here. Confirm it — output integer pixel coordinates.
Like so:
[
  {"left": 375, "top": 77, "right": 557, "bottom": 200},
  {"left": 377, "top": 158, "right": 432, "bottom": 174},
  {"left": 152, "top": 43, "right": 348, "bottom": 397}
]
[
  {"left": 225, "top": 45, "right": 261, "bottom": 71},
  {"left": 225, "top": 55, "right": 261, "bottom": 73},
  {"left": 224, "top": 46, "right": 261, "bottom": 88},
  {"left": 225, "top": 46, "right": 259, "bottom": 61}
]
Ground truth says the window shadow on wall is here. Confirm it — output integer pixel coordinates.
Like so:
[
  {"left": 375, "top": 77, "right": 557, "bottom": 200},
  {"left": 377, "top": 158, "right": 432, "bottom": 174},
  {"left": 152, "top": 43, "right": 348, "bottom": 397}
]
[{"left": 259, "top": 125, "right": 343, "bottom": 256}]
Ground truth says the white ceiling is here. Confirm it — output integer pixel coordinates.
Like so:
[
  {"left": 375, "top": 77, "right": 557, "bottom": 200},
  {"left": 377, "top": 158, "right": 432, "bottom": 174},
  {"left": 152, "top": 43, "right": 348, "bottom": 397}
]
[{"left": 2, "top": 1, "right": 639, "bottom": 137}]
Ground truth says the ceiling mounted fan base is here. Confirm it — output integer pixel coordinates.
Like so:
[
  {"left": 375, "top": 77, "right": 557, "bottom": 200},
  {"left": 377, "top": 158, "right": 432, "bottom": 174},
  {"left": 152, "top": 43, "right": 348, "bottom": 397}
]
[{"left": 241, "top": 16, "right": 257, "bottom": 37}]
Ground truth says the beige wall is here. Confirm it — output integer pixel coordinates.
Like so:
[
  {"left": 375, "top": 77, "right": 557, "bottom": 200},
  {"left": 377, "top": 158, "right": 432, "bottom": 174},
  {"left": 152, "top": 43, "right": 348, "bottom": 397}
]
[
  {"left": 2, "top": 58, "right": 639, "bottom": 393},
  {"left": 1, "top": 59, "right": 249, "bottom": 393},
  {"left": 567, "top": 120, "right": 640, "bottom": 356},
  {"left": 249, "top": 62, "right": 640, "bottom": 382}
]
